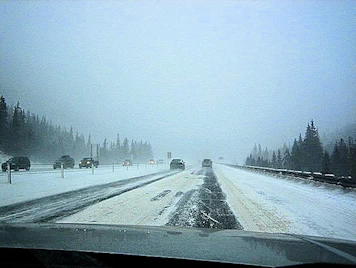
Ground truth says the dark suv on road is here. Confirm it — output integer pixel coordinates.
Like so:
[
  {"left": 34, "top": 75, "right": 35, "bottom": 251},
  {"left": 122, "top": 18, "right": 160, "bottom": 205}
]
[
  {"left": 202, "top": 159, "right": 213, "bottom": 168},
  {"left": 2, "top": 156, "right": 31, "bottom": 172},
  {"left": 53, "top": 155, "right": 75, "bottom": 169},
  {"left": 170, "top": 158, "right": 185, "bottom": 170}
]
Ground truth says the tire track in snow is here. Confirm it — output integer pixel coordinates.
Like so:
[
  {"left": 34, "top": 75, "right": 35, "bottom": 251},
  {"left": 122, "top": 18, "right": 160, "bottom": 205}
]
[
  {"left": 0, "top": 171, "right": 176, "bottom": 223},
  {"left": 167, "top": 168, "right": 242, "bottom": 229}
]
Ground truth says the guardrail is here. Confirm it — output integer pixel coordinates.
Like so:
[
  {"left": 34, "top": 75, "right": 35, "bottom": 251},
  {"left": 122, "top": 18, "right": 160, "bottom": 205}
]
[{"left": 225, "top": 164, "right": 356, "bottom": 188}]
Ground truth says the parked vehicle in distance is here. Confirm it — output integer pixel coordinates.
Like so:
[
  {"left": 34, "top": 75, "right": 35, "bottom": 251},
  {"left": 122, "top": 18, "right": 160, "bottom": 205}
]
[
  {"left": 53, "top": 155, "right": 75, "bottom": 169},
  {"left": 202, "top": 159, "right": 213, "bottom": 168},
  {"left": 79, "top": 157, "right": 99, "bottom": 168},
  {"left": 170, "top": 158, "right": 185, "bottom": 170},
  {"left": 122, "top": 159, "right": 132, "bottom": 166},
  {"left": 1, "top": 156, "right": 31, "bottom": 172}
]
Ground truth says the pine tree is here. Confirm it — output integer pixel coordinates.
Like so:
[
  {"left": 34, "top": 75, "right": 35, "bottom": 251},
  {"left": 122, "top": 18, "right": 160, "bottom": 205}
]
[
  {"left": 87, "top": 134, "right": 92, "bottom": 154},
  {"left": 283, "top": 148, "right": 291, "bottom": 169},
  {"left": 24, "top": 110, "right": 36, "bottom": 157},
  {"left": 321, "top": 151, "right": 331, "bottom": 174},
  {"left": 258, "top": 143, "right": 262, "bottom": 158},
  {"left": 338, "top": 138, "right": 350, "bottom": 176},
  {"left": 73, "top": 132, "right": 87, "bottom": 159},
  {"left": 101, "top": 138, "right": 108, "bottom": 161},
  {"left": 122, "top": 138, "right": 130, "bottom": 159},
  {"left": 245, "top": 154, "right": 254, "bottom": 166},
  {"left": 130, "top": 140, "right": 136, "bottom": 161},
  {"left": 276, "top": 149, "right": 282, "bottom": 168},
  {"left": 263, "top": 146, "right": 269, "bottom": 160},
  {"left": 350, "top": 142, "right": 356, "bottom": 180},
  {"left": 290, "top": 138, "right": 302, "bottom": 170},
  {"left": 115, "top": 133, "right": 121, "bottom": 150},
  {"left": 0, "top": 95, "right": 8, "bottom": 150},
  {"left": 302, "top": 120, "right": 324, "bottom": 172},
  {"left": 331, "top": 138, "right": 350, "bottom": 177},
  {"left": 9, "top": 102, "right": 26, "bottom": 154},
  {"left": 271, "top": 151, "right": 277, "bottom": 168},
  {"left": 252, "top": 144, "right": 258, "bottom": 159}
]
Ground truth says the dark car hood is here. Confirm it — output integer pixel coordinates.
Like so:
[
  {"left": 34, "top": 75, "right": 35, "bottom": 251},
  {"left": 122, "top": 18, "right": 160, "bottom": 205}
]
[{"left": 0, "top": 223, "right": 355, "bottom": 267}]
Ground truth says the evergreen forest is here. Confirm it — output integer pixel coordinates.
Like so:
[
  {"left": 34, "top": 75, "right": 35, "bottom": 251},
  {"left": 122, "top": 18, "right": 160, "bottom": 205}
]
[
  {"left": 0, "top": 95, "right": 153, "bottom": 164},
  {"left": 245, "top": 120, "right": 356, "bottom": 178}
]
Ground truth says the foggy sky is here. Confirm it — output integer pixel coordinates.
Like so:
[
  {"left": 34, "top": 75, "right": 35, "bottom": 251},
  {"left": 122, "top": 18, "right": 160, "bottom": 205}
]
[{"left": 1, "top": 0, "right": 355, "bottom": 164}]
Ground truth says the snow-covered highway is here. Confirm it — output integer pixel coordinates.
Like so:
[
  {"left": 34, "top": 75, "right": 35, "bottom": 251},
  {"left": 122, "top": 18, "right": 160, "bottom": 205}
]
[
  {"left": 59, "top": 164, "right": 356, "bottom": 242},
  {"left": 215, "top": 165, "right": 356, "bottom": 241},
  {"left": 1, "top": 163, "right": 355, "bottom": 242}
]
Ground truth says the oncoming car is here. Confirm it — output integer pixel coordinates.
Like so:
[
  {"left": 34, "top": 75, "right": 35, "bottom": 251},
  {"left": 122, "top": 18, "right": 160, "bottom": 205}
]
[
  {"left": 79, "top": 157, "right": 99, "bottom": 168},
  {"left": 170, "top": 158, "right": 185, "bottom": 170},
  {"left": 1, "top": 156, "right": 31, "bottom": 172},
  {"left": 122, "top": 159, "right": 132, "bottom": 166}
]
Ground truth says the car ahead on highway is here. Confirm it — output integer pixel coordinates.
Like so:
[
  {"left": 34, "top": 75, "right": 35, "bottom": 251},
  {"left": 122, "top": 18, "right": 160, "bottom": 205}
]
[
  {"left": 53, "top": 155, "right": 75, "bottom": 169},
  {"left": 202, "top": 158, "right": 213, "bottom": 168},
  {"left": 148, "top": 159, "right": 155, "bottom": 165},
  {"left": 170, "top": 158, "right": 185, "bottom": 170},
  {"left": 79, "top": 157, "right": 99, "bottom": 168},
  {"left": 1, "top": 156, "right": 31, "bottom": 172}
]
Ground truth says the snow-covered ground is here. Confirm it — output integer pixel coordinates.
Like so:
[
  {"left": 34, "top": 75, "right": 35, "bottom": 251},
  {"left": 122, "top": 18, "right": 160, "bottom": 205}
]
[
  {"left": 56, "top": 164, "right": 356, "bottom": 242},
  {"left": 60, "top": 164, "right": 356, "bottom": 242},
  {"left": 0, "top": 164, "right": 171, "bottom": 206},
  {"left": 215, "top": 165, "right": 356, "bottom": 242},
  {"left": 1, "top": 162, "right": 355, "bottom": 242},
  {"left": 58, "top": 168, "right": 205, "bottom": 226}
]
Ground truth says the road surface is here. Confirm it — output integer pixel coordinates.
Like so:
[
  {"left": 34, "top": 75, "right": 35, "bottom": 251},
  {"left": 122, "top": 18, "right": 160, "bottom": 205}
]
[{"left": 1, "top": 163, "right": 355, "bottom": 241}]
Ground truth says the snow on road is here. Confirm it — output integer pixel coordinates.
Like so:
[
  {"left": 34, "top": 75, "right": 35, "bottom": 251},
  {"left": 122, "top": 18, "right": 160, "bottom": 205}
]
[
  {"left": 0, "top": 164, "right": 170, "bottom": 206},
  {"left": 216, "top": 164, "right": 356, "bottom": 242},
  {"left": 58, "top": 169, "right": 205, "bottom": 226},
  {"left": 58, "top": 163, "right": 356, "bottom": 242},
  {"left": 1, "top": 162, "right": 355, "bottom": 243}
]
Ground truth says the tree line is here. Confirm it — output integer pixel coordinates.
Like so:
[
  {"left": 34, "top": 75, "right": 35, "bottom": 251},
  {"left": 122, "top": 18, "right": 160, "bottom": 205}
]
[
  {"left": 0, "top": 95, "right": 153, "bottom": 164},
  {"left": 245, "top": 120, "right": 356, "bottom": 178}
]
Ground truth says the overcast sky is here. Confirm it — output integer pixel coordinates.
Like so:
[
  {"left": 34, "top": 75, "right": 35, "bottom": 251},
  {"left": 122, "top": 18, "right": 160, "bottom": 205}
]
[{"left": 1, "top": 0, "right": 355, "bottom": 164}]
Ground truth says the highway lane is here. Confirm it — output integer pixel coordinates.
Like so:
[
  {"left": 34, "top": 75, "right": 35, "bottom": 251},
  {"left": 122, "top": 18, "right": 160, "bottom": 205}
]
[
  {"left": 0, "top": 169, "right": 177, "bottom": 223},
  {"left": 58, "top": 166, "right": 242, "bottom": 229},
  {"left": 2, "top": 162, "right": 353, "bottom": 240},
  {"left": 1, "top": 164, "right": 243, "bottom": 229}
]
